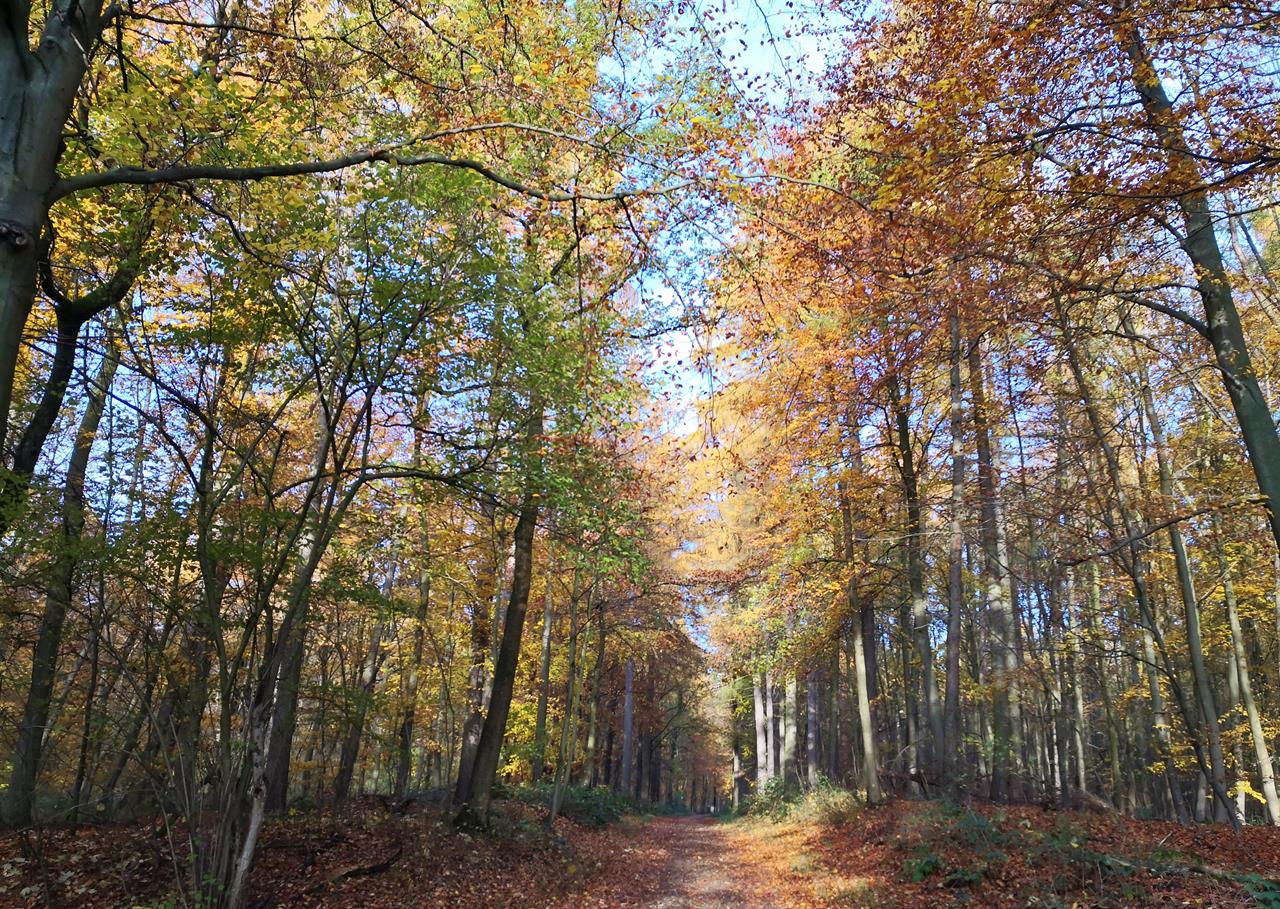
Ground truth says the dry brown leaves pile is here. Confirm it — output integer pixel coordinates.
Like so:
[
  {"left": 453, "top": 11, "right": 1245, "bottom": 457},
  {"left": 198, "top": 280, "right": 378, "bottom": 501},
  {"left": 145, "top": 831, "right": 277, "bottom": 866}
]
[{"left": 2, "top": 798, "right": 1279, "bottom": 909}]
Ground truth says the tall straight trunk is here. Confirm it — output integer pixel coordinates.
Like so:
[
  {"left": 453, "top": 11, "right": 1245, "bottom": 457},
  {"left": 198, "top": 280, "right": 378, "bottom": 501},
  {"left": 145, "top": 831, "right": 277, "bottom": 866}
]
[
  {"left": 548, "top": 566, "right": 583, "bottom": 824},
  {"left": 753, "top": 674, "right": 769, "bottom": 789},
  {"left": 783, "top": 686, "right": 793, "bottom": 788},
  {"left": 969, "top": 339, "right": 1018, "bottom": 802},
  {"left": 69, "top": 619, "right": 101, "bottom": 825},
  {"left": 782, "top": 614, "right": 799, "bottom": 786},
  {"left": 603, "top": 698, "right": 616, "bottom": 789},
  {"left": 6, "top": 335, "right": 117, "bottom": 825},
  {"left": 455, "top": 406, "right": 544, "bottom": 824},
  {"left": 889, "top": 374, "right": 944, "bottom": 781},
  {"left": 621, "top": 656, "right": 635, "bottom": 795},
  {"left": 581, "top": 593, "right": 606, "bottom": 786},
  {"left": 1117, "top": 15, "right": 1280, "bottom": 557},
  {"left": 453, "top": 503, "right": 498, "bottom": 805},
  {"left": 846, "top": 428, "right": 881, "bottom": 803},
  {"left": 1214, "top": 515, "right": 1280, "bottom": 824},
  {"left": 850, "top": 581, "right": 881, "bottom": 804},
  {"left": 944, "top": 309, "right": 966, "bottom": 790},
  {"left": 394, "top": 566, "right": 429, "bottom": 799},
  {"left": 395, "top": 436, "right": 433, "bottom": 799},
  {"left": 826, "top": 643, "right": 839, "bottom": 779},
  {"left": 1226, "top": 653, "right": 1249, "bottom": 823},
  {"left": 732, "top": 745, "right": 742, "bottom": 810},
  {"left": 1064, "top": 572, "right": 1089, "bottom": 795},
  {"left": 532, "top": 549, "right": 556, "bottom": 784},
  {"left": 765, "top": 670, "right": 778, "bottom": 779},
  {"left": 806, "top": 672, "right": 820, "bottom": 786}
]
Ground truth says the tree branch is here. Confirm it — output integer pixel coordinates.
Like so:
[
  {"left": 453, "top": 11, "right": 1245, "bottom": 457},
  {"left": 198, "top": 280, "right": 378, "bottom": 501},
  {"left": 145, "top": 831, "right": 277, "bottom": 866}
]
[{"left": 48, "top": 123, "right": 686, "bottom": 204}]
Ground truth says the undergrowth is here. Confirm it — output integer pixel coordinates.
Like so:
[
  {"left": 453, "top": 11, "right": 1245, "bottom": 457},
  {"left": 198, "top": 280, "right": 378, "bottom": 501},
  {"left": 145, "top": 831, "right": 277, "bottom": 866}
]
[
  {"left": 503, "top": 782, "right": 686, "bottom": 827},
  {"left": 742, "top": 778, "right": 862, "bottom": 826}
]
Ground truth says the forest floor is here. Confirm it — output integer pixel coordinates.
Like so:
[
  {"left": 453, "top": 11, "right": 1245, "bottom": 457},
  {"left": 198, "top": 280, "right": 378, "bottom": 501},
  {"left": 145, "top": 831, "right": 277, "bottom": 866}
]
[{"left": 3, "top": 797, "right": 1280, "bottom": 908}]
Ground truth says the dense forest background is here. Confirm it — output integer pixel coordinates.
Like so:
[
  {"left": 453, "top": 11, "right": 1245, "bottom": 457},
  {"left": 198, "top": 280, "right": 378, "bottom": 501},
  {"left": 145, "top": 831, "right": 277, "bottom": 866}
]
[{"left": 3, "top": 0, "right": 1280, "bottom": 907}]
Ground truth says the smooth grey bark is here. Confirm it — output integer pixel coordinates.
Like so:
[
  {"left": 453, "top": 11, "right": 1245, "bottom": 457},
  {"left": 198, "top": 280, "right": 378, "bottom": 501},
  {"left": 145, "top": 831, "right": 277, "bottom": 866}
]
[
  {"left": 1064, "top": 572, "right": 1089, "bottom": 796},
  {"left": 846, "top": 429, "right": 881, "bottom": 803},
  {"left": 548, "top": 566, "right": 583, "bottom": 825},
  {"left": 454, "top": 486, "right": 538, "bottom": 822},
  {"left": 753, "top": 674, "right": 769, "bottom": 790},
  {"left": 782, "top": 635, "right": 798, "bottom": 786},
  {"left": 826, "top": 641, "right": 839, "bottom": 779},
  {"left": 264, "top": 409, "right": 340, "bottom": 812},
  {"left": 969, "top": 339, "right": 1018, "bottom": 802},
  {"left": 850, "top": 580, "right": 881, "bottom": 804},
  {"left": 806, "top": 671, "right": 820, "bottom": 786},
  {"left": 944, "top": 309, "right": 965, "bottom": 790},
  {"left": 5, "top": 334, "right": 117, "bottom": 824},
  {"left": 532, "top": 547, "right": 556, "bottom": 784},
  {"left": 621, "top": 656, "right": 635, "bottom": 795},
  {"left": 581, "top": 592, "right": 606, "bottom": 786}
]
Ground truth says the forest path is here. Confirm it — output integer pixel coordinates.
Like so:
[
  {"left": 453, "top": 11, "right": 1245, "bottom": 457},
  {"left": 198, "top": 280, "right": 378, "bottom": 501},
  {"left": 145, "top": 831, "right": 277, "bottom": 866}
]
[{"left": 556, "top": 815, "right": 798, "bottom": 908}]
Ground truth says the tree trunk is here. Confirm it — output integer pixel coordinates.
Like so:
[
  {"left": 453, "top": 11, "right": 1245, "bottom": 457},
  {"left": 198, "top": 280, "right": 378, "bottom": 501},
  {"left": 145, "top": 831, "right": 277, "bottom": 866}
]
[
  {"left": 889, "top": 374, "right": 944, "bottom": 782},
  {"left": 782, "top": 664, "right": 798, "bottom": 785},
  {"left": 532, "top": 550, "right": 556, "bottom": 784},
  {"left": 806, "top": 671, "right": 820, "bottom": 787},
  {"left": 753, "top": 674, "right": 769, "bottom": 790},
  {"left": 851, "top": 581, "right": 881, "bottom": 804},
  {"left": 453, "top": 503, "right": 498, "bottom": 805},
  {"left": 395, "top": 440, "right": 433, "bottom": 799},
  {"left": 5, "top": 336, "right": 117, "bottom": 824},
  {"left": 264, "top": 413, "right": 338, "bottom": 812},
  {"left": 969, "top": 339, "right": 1018, "bottom": 802},
  {"left": 0, "top": 5, "right": 107, "bottom": 463},
  {"left": 945, "top": 309, "right": 966, "bottom": 792},
  {"left": 548, "top": 567, "right": 583, "bottom": 824},
  {"left": 826, "top": 640, "right": 840, "bottom": 780},
  {"left": 622, "top": 656, "right": 635, "bottom": 795},
  {"left": 1129, "top": 325, "right": 1232, "bottom": 822},
  {"left": 455, "top": 405, "right": 544, "bottom": 824},
  {"left": 581, "top": 593, "right": 606, "bottom": 786}
]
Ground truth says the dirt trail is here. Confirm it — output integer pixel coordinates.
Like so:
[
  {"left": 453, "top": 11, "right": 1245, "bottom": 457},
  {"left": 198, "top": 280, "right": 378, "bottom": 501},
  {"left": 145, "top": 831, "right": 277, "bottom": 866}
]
[{"left": 556, "top": 816, "right": 796, "bottom": 908}]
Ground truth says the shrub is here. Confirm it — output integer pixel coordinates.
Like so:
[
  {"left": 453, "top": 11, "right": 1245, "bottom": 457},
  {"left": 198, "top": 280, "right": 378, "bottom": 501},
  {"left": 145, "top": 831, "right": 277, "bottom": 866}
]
[
  {"left": 901, "top": 846, "right": 946, "bottom": 882},
  {"left": 744, "top": 777, "right": 801, "bottom": 821},
  {"left": 507, "top": 783, "right": 650, "bottom": 827},
  {"left": 954, "top": 806, "right": 1013, "bottom": 849},
  {"left": 794, "top": 784, "right": 861, "bottom": 827}
]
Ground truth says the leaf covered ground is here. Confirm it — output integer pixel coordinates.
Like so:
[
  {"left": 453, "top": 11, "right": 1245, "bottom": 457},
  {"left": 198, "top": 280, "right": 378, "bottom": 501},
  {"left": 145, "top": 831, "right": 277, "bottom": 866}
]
[{"left": 3, "top": 798, "right": 1280, "bottom": 908}]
